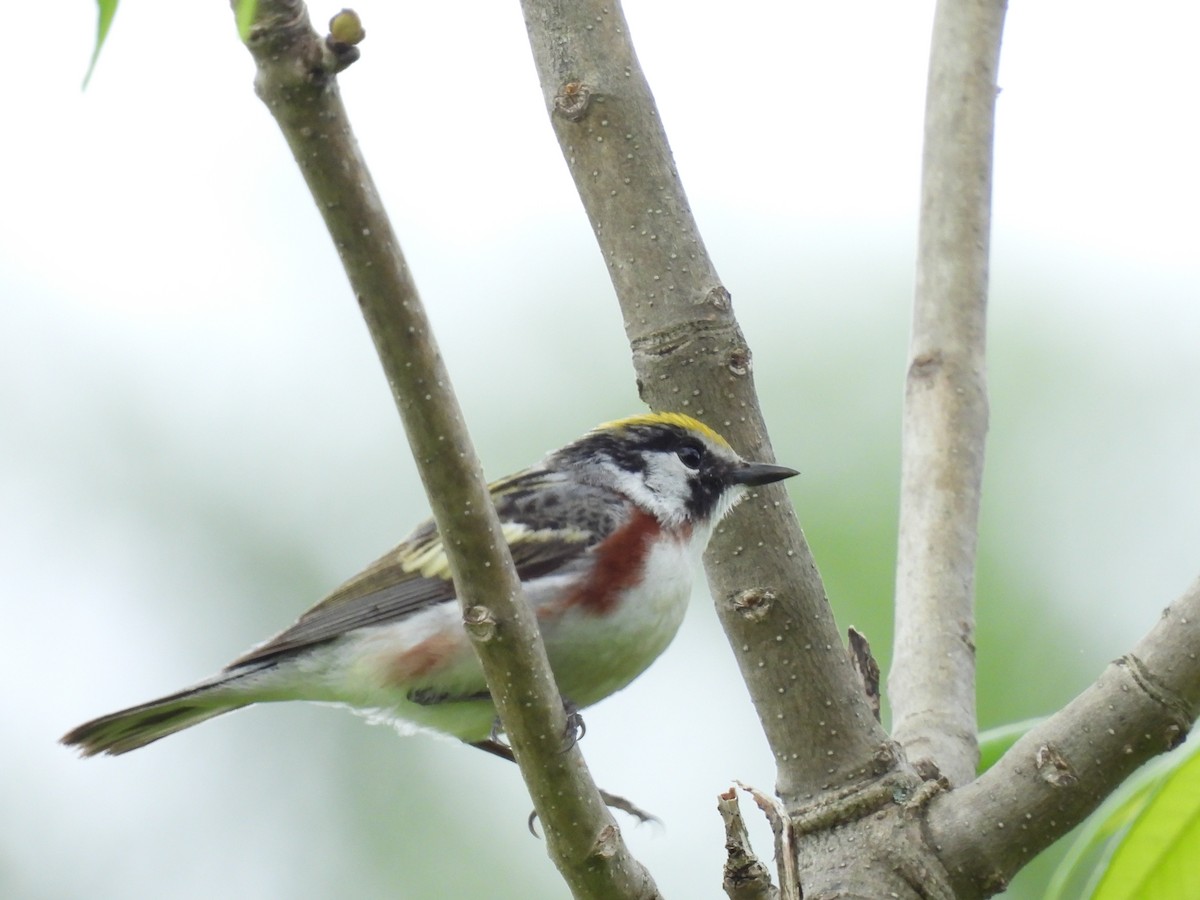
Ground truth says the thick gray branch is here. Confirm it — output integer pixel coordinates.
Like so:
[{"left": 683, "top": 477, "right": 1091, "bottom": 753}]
[
  {"left": 928, "top": 575, "right": 1200, "bottom": 896},
  {"left": 890, "top": 0, "right": 1007, "bottom": 787},
  {"left": 237, "top": 3, "right": 656, "bottom": 897},
  {"left": 519, "top": 0, "right": 894, "bottom": 816}
]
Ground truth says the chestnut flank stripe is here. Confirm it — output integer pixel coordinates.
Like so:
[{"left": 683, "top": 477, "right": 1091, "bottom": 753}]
[
  {"left": 388, "top": 629, "right": 464, "bottom": 681},
  {"left": 560, "top": 510, "right": 661, "bottom": 615}
]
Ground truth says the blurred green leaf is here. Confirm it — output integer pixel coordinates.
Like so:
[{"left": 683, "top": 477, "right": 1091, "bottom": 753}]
[
  {"left": 1090, "top": 743, "right": 1200, "bottom": 899},
  {"left": 235, "top": 0, "right": 259, "bottom": 41},
  {"left": 83, "top": 0, "right": 118, "bottom": 89},
  {"left": 977, "top": 718, "right": 1042, "bottom": 774}
]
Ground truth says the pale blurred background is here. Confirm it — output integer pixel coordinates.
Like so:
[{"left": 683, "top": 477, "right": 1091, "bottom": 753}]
[{"left": 3, "top": 1, "right": 1198, "bottom": 897}]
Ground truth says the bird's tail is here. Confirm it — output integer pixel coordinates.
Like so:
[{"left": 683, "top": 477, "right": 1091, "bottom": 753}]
[{"left": 61, "top": 667, "right": 268, "bottom": 757}]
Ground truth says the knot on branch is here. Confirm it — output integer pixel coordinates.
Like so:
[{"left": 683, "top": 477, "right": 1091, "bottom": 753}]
[
  {"left": 704, "top": 285, "right": 731, "bottom": 310},
  {"left": 726, "top": 346, "right": 751, "bottom": 377},
  {"left": 1034, "top": 742, "right": 1078, "bottom": 788},
  {"left": 589, "top": 823, "right": 621, "bottom": 860},
  {"left": 463, "top": 605, "right": 498, "bottom": 642},
  {"left": 731, "top": 588, "right": 775, "bottom": 621},
  {"left": 554, "top": 82, "right": 593, "bottom": 121},
  {"left": 909, "top": 351, "right": 943, "bottom": 380}
]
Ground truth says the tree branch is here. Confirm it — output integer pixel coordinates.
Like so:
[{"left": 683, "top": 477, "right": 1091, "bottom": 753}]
[
  {"left": 928, "top": 574, "right": 1200, "bottom": 896},
  {"left": 236, "top": 3, "right": 657, "bottom": 896},
  {"left": 518, "top": 0, "right": 895, "bottom": 816},
  {"left": 890, "top": 0, "right": 1007, "bottom": 787},
  {"left": 718, "top": 788, "right": 780, "bottom": 900}
]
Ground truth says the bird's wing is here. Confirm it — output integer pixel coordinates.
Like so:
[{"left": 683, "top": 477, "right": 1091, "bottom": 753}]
[{"left": 226, "top": 471, "right": 628, "bottom": 669}]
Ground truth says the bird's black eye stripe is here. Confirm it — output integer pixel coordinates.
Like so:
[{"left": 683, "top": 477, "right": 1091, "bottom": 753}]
[{"left": 676, "top": 442, "right": 704, "bottom": 470}]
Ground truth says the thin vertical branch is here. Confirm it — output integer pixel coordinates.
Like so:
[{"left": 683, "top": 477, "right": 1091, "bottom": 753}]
[
  {"left": 237, "top": 3, "right": 657, "bottom": 896},
  {"left": 890, "top": 0, "right": 1007, "bottom": 787}
]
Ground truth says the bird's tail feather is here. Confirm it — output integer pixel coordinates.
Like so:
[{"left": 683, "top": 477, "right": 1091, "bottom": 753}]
[{"left": 61, "top": 668, "right": 267, "bottom": 757}]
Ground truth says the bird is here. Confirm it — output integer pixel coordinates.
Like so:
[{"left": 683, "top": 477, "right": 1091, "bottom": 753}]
[{"left": 61, "top": 412, "right": 797, "bottom": 760}]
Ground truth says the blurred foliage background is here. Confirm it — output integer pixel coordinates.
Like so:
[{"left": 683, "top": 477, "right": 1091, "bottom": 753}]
[{"left": 3, "top": 1, "right": 1197, "bottom": 898}]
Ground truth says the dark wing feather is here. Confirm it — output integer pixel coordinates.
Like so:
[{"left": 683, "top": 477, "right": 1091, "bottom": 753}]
[{"left": 227, "top": 472, "right": 628, "bottom": 669}]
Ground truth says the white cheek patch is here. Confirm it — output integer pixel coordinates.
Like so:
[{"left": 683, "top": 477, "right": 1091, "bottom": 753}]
[
  {"left": 599, "top": 443, "right": 751, "bottom": 529},
  {"left": 642, "top": 455, "right": 694, "bottom": 521},
  {"left": 599, "top": 461, "right": 657, "bottom": 511},
  {"left": 601, "top": 455, "right": 693, "bottom": 527}
]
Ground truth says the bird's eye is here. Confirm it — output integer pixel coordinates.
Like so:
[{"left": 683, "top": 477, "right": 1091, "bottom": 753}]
[{"left": 676, "top": 443, "right": 704, "bottom": 470}]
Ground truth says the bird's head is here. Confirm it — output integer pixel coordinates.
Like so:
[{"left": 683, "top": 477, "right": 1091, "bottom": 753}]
[{"left": 551, "top": 412, "right": 797, "bottom": 531}]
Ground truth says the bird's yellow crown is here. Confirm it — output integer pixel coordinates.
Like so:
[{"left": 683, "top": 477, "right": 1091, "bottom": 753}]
[{"left": 594, "top": 412, "right": 731, "bottom": 449}]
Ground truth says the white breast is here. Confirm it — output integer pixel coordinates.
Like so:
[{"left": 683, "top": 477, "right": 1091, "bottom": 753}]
[{"left": 537, "top": 532, "right": 698, "bottom": 707}]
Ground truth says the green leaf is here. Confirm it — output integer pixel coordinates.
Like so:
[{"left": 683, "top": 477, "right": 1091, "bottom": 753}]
[
  {"left": 977, "top": 718, "right": 1042, "bottom": 774},
  {"left": 83, "top": 0, "right": 119, "bottom": 89},
  {"left": 1090, "top": 743, "right": 1200, "bottom": 899},
  {"left": 234, "top": 0, "right": 259, "bottom": 42}
]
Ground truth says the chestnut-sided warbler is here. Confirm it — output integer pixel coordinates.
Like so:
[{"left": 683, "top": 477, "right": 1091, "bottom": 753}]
[{"left": 62, "top": 412, "right": 796, "bottom": 758}]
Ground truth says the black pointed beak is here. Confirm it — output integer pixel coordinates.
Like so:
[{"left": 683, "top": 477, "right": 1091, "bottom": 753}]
[{"left": 731, "top": 461, "right": 799, "bottom": 487}]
